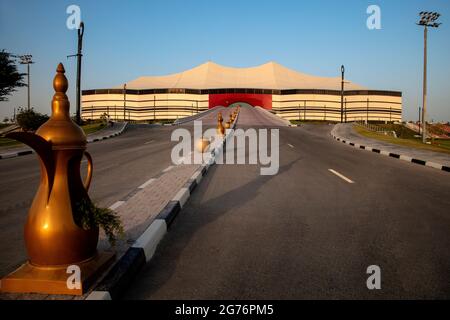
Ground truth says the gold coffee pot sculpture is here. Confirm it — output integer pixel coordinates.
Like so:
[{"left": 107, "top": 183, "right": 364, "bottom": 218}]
[
  {"left": 217, "top": 111, "right": 225, "bottom": 136},
  {"left": 1, "top": 63, "right": 114, "bottom": 295},
  {"left": 7, "top": 63, "right": 97, "bottom": 265}
]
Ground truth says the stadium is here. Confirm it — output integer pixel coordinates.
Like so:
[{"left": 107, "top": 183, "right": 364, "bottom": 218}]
[{"left": 82, "top": 61, "right": 402, "bottom": 122}]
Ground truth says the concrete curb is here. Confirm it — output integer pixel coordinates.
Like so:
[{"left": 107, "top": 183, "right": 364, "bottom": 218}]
[
  {"left": 330, "top": 127, "right": 450, "bottom": 173},
  {"left": 86, "top": 122, "right": 129, "bottom": 143},
  {"left": 86, "top": 116, "right": 238, "bottom": 300},
  {"left": 0, "top": 122, "right": 129, "bottom": 160}
]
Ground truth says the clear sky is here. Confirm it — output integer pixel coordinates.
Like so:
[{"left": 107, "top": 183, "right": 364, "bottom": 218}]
[{"left": 0, "top": 0, "right": 449, "bottom": 121}]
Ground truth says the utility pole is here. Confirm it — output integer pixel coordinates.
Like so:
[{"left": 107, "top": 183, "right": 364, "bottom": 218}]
[
  {"left": 19, "top": 55, "right": 33, "bottom": 111},
  {"left": 366, "top": 98, "right": 369, "bottom": 124},
  {"left": 340, "top": 65, "right": 344, "bottom": 123},
  {"left": 123, "top": 83, "right": 127, "bottom": 121},
  {"left": 154, "top": 96, "right": 156, "bottom": 121},
  {"left": 67, "top": 22, "right": 84, "bottom": 124},
  {"left": 344, "top": 98, "right": 347, "bottom": 123},
  {"left": 417, "top": 11, "right": 441, "bottom": 143},
  {"left": 419, "top": 106, "right": 422, "bottom": 135},
  {"left": 304, "top": 100, "right": 306, "bottom": 121}
]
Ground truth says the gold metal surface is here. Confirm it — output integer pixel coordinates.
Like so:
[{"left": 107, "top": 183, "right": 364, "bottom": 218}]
[
  {"left": 196, "top": 138, "right": 210, "bottom": 153},
  {"left": 217, "top": 111, "right": 225, "bottom": 136},
  {"left": 1, "top": 252, "right": 114, "bottom": 296},
  {"left": 1, "top": 63, "right": 112, "bottom": 296},
  {"left": 6, "top": 63, "right": 98, "bottom": 266}
]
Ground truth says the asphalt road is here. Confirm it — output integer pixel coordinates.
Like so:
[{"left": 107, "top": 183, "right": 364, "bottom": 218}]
[
  {"left": 122, "top": 105, "right": 450, "bottom": 299},
  {"left": 0, "top": 107, "right": 232, "bottom": 277}
]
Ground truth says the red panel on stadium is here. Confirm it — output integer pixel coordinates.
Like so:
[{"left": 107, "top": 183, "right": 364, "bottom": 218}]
[{"left": 209, "top": 93, "right": 272, "bottom": 110}]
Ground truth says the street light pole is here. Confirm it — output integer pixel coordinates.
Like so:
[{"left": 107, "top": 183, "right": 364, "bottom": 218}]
[
  {"left": 422, "top": 25, "right": 428, "bottom": 143},
  {"left": 123, "top": 83, "right": 127, "bottom": 121},
  {"left": 340, "top": 65, "right": 344, "bottom": 123},
  {"left": 18, "top": 55, "right": 33, "bottom": 111},
  {"left": 27, "top": 63, "right": 30, "bottom": 110},
  {"left": 417, "top": 11, "right": 441, "bottom": 143},
  {"left": 67, "top": 22, "right": 85, "bottom": 124},
  {"left": 419, "top": 106, "right": 422, "bottom": 135}
]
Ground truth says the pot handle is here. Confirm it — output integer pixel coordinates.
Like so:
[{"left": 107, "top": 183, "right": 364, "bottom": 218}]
[{"left": 83, "top": 151, "right": 93, "bottom": 191}]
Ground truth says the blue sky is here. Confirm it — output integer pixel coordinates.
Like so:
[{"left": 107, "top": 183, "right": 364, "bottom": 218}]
[{"left": 0, "top": 0, "right": 449, "bottom": 121}]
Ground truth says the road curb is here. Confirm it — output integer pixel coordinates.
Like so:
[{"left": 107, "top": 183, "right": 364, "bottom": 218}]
[
  {"left": 330, "top": 127, "right": 450, "bottom": 173},
  {"left": 0, "top": 122, "right": 129, "bottom": 160},
  {"left": 86, "top": 116, "right": 238, "bottom": 300}
]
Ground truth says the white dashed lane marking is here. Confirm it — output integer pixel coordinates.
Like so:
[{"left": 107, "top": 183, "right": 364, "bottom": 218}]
[{"left": 328, "top": 169, "right": 355, "bottom": 184}]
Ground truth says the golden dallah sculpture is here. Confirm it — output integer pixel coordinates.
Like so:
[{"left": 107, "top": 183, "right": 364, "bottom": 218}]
[{"left": 1, "top": 63, "right": 114, "bottom": 295}]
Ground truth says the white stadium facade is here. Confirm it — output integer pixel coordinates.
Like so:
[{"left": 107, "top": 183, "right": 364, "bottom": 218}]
[{"left": 82, "top": 62, "right": 402, "bottom": 123}]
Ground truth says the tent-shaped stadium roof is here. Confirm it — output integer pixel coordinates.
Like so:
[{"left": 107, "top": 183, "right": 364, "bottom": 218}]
[{"left": 119, "top": 61, "right": 366, "bottom": 91}]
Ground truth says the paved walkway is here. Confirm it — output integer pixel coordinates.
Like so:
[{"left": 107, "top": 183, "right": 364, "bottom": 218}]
[
  {"left": 99, "top": 163, "right": 201, "bottom": 257},
  {"left": 333, "top": 123, "right": 450, "bottom": 167}
]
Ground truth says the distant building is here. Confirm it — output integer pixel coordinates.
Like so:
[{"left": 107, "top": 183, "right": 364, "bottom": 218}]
[{"left": 82, "top": 62, "right": 402, "bottom": 122}]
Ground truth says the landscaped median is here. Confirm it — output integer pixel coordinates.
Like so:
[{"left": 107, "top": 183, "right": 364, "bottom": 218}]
[
  {"left": 354, "top": 124, "right": 450, "bottom": 155},
  {"left": 331, "top": 123, "right": 450, "bottom": 173}
]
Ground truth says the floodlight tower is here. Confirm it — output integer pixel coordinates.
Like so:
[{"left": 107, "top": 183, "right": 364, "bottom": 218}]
[{"left": 417, "top": 11, "right": 441, "bottom": 143}]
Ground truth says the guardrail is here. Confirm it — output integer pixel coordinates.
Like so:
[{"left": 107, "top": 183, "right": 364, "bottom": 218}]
[{"left": 354, "top": 121, "right": 397, "bottom": 138}]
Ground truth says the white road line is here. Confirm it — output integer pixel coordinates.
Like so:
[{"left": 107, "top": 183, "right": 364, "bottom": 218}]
[
  {"left": 109, "top": 201, "right": 125, "bottom": 210},
  {"left": 144, "top": 140, "right": 154, "bottom": 145},
  {"left": 139, "top": 178, "right": 156, "bottom": 189},
  {"left": 328, "top": 169, "right": 355, "bottom": 184},
  {"left": 287, "top": 143, "right": 294, "bottom": 148},
  {"left": 163, "top": 165, "right": 174, "bottom": 173}
]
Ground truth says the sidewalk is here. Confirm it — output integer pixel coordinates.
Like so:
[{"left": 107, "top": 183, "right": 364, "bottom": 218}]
[
  {"left": 0, "top": 122, "right": 128, "bottom": 160},
  {"left": 332, "top": 123, "right": 450, "bottom": 170}
]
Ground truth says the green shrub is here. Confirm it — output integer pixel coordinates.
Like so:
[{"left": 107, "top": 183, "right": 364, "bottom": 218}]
[
  {"left": 16, "top": 107, "right": 49, "bottom": 132},
  {"left": 74, "top": 198, "right": 124, "bottom": 246}
]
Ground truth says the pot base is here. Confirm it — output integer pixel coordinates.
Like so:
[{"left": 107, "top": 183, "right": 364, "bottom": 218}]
[{"left": 0, "top": 251, "right": 115, "bottom": 296}]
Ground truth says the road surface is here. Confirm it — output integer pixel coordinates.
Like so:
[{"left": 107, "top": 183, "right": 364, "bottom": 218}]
[
  {"left": 0, "top": 107, "right": 231, "bottom": 276},
  {"left": 122, "top": 105, "right": 450, "bottom": 299}
]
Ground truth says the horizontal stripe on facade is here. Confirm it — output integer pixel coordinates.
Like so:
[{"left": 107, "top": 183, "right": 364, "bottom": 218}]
[
  {"left": 273, "top": 100, "right": 402, "bottom": 105},
  {"left": 83, "top": 88, "right": 401, "bottom": 97}
]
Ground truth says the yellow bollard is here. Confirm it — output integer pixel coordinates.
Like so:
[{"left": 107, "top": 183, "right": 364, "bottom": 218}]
[
  {"left": 217, "top": 111, "right": 225, "bottom": 136},
  {"left": 196, "top": 137, "right": 211, "bottom": 153}
]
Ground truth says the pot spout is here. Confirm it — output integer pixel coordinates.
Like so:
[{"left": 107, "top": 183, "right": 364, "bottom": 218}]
[{"left": 5, "top": 132, "right": 54, "bottom": 201}]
